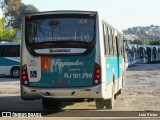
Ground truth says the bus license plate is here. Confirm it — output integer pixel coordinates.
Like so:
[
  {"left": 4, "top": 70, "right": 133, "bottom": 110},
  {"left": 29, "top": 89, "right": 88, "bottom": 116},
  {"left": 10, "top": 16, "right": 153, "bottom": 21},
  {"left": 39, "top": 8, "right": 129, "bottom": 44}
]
[{"left": 53, "top": 80, "right": 68, "bottom": 85}]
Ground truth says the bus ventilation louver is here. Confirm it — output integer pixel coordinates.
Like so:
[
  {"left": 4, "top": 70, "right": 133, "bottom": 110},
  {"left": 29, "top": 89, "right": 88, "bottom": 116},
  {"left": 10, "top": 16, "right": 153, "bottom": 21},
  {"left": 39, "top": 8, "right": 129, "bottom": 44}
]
[
  {"left": 21, "top": 65, "right": 29, "bottom": 86},
  {"left": 93, "top": 63, "right": 101, "bottom": 86}
]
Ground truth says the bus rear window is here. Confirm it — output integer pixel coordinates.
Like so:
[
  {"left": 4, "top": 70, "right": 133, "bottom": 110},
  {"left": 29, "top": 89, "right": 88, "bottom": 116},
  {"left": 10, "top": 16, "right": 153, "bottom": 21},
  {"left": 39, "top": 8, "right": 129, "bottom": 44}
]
[{"left": 25, "top": 14, "right": 95, "bottom": 45}]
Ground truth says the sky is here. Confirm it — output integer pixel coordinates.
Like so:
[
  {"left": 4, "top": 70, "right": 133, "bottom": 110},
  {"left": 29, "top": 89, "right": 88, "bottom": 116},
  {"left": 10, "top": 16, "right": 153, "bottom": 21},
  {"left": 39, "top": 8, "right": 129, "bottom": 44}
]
[{"left": 1, "top": 0, "right": 160, "bottom": 30}]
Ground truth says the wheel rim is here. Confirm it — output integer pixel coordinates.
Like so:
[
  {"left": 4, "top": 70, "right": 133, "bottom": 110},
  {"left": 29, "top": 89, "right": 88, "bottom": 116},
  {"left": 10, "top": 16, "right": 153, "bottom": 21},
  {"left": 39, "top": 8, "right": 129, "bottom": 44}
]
[{"left": 13, "top": 69, "right": 20, "bottom": 77}]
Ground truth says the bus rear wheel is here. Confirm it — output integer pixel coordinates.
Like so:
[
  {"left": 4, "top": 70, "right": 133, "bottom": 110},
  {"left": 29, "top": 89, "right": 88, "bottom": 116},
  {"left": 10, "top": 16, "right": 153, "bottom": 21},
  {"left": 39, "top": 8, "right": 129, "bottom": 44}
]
[
  {"left": 105, "top": 97, "right": 114, "bottom": 109},
  {"left": 42, "top": 98, "right": 62, "bottom": 110},
  {"left": 105, "top": 81, "right": 115, "bottom": 109},
  {"left": 95, "top": 99, "right": 104, "bottom": 109},
  {"left": 11, "top": 67, "right": 20, "bottom": 78}
]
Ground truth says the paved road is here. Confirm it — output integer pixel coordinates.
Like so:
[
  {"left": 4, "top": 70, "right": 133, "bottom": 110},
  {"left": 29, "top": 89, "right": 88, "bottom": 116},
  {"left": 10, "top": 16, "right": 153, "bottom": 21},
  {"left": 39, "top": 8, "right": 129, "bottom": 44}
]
[{"left": 0, "top": 63, "right": 160, "bottom": 119}]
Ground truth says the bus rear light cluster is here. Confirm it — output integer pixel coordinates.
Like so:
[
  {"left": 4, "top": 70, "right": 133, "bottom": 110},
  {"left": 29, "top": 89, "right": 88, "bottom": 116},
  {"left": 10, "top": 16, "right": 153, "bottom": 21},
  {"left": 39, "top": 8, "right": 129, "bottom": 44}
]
[
  {"left": 93, "top": 63, "right": 101, "bottom": 86},
  {"left": 21, "top": 65, "right": 29, "bottom": 86}
]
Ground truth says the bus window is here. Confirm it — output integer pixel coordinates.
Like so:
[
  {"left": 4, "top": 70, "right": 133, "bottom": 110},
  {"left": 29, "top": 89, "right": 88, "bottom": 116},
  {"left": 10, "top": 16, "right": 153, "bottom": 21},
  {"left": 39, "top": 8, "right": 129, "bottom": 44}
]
[
  {"left": 112, "top": 30, "right": 117, "bottom": 56},
  {"left": 25, "top": 14, "right": 96, "bottom": 55},
  {"left": 0, "top": 45, "right": 20, "bottom": 57},
  {"left": 103, "top": 24, "right": 109, "bottom": 55},
  {"left": 107, "top": 27, "right": 110, "bottom": 55},
  {"left": 111, "top": 29, "right": 115, "bottom": 55},
  {"left": 117, "top": 34, "right": 122, "bottom": 55},
  {"left": 120, "top": 35, "right": 124, "bottom": 56},
  {"left": 158, "top": 47, "right": 160, "bottom": 53},
  {"left": 109, "top": 28, "right": 113, "bottom": 55},
  {"left": 26, "top": 15, "right": 95, "bottom": 44},
  {"left": 115, "top": 36, "right": 119, "bottom": 56},
  {"left": 103, "top": 24, "right": 106, "bottom": 55}
]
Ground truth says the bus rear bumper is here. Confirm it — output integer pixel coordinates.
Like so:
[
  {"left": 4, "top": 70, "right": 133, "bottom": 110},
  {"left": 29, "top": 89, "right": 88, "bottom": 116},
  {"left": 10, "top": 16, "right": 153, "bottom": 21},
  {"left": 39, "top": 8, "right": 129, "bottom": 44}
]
[{"left": 21, "top": 84, "right": 103, "bottom": 100}]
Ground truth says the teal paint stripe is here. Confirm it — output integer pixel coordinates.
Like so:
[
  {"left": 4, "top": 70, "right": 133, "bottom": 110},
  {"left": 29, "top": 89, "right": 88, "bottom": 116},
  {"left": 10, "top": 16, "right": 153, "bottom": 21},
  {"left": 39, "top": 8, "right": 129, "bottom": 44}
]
[
  {"left": 106, "top": 57, "right": 123, "bottom": 85},
  {"left": 0, "top": 57, "right": 20, "bottom": 66}
]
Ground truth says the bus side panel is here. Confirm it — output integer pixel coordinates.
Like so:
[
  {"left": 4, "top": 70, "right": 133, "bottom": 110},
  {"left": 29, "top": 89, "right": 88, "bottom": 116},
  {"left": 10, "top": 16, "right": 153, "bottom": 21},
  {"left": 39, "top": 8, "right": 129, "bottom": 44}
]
[
  {"left": 103, "top": 56, "right": 123, "bottom": 99},
  {"left": 0, "top": 57, "right": 20, "bottom": 75}
]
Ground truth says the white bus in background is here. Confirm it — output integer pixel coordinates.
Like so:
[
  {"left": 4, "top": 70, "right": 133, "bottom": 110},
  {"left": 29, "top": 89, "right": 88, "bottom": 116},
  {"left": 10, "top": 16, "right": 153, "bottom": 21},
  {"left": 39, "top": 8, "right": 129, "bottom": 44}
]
[
  {"left": 126, "top": 44, "right": 160, "bottom": 64},
  {"left": 146, "top": 45, "right": 160, "bottom": 63},
  {"left": 0, "top": 42, "right": 20, "bottom": 78},
  {"left": 127, "top": 44, "right": 138, "bottom": 66},
  {"left": 21, "top": 11, "right": 127, "bottom": 110},
  {"left": 157, "top": 46, "right": 160, "bottom": 62}
]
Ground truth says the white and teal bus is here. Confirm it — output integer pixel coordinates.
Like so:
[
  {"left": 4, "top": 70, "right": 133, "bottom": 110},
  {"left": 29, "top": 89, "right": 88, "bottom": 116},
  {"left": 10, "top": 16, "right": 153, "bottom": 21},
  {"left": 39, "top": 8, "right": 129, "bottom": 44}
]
[
  {"left": 0, "top": 42, "right": 20, "bottom": 77},
  {"left": 21, "top": 11, "right": 127, "bottom": 110}
]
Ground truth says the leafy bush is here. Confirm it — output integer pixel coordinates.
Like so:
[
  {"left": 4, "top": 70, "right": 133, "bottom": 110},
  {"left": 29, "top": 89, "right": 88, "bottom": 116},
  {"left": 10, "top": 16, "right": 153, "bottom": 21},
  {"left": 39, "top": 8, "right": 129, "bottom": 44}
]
[
  {"left": 12, "top": 39, "right": 21, "bottom": 42},
  {"left": 131, "top": 40, "right": 160, "bottom": 45}
]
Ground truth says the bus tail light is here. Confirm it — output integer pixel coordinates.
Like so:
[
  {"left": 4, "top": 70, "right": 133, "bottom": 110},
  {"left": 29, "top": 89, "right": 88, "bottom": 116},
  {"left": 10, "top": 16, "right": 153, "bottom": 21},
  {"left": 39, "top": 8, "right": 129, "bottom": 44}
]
[
  {"left": 21, "top": 65, "right": 29, "bottom": 86},
  {"left": 26, "top": 16, "right": 32, "bottom": 19},
  {"left": 89, "top": 14, "right": 95, "bottom": 17},
  {"left": 93, "top": 63, "right": 101, "bottom": 86}
]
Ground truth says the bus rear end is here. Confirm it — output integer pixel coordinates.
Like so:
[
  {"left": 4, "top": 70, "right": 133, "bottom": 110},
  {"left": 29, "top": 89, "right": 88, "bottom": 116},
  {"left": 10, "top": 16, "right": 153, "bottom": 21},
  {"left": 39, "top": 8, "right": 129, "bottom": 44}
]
[{"left": 21, "top": 11, "right": 102, "bottom": 109}]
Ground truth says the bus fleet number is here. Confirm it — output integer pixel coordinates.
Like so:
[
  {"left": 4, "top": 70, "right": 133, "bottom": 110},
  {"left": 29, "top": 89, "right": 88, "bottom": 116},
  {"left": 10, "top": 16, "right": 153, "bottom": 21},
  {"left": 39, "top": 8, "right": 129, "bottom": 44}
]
[{"left": 64, "top": 73, "right": 93, "bottom": 79}]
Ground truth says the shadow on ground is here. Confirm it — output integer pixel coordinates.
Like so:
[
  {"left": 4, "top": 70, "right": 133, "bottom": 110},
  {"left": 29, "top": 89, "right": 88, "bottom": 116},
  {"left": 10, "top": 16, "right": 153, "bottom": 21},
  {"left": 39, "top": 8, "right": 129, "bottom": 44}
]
[
  {"left": 127, "top": 63, "right": 160, "bottom": 71},
  {"left": 0, "top": 75, "right": 19, "bottom": 82}
]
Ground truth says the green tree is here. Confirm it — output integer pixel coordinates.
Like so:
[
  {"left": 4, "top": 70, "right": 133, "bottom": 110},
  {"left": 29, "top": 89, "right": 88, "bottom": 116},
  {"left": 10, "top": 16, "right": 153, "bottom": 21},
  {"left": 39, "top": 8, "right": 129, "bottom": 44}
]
[
  {"left": 150, "top": 40, "right": 160, "bottom": 45},
  {"left": 4, "top": 0, "right": 22, "bottom": 28},
  {"left": 0, "top": 0, "right": 6, "bottom": 12},
  {"left": 1, "top": 0, "right": 39, "bottom": 29},
  {"left": 131, "top": 40, "right": 160, "bottom": 45},
  {"left": 0, "top": 17, "right": 5, "bottom": 40},
  {"left": 0, "top": 17, "right": 17, "bottom": 41}
]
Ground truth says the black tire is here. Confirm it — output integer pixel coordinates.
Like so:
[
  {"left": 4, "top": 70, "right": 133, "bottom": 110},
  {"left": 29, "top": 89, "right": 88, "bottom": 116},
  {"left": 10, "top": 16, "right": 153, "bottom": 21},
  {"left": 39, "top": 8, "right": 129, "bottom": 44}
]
[
  {"left": 117, "top": 89, "right": 122, "bottom": 95},
  {"left": 95, "top": 99, "right": 104, "bottom": 110},
  {"left": 105, "top": 89, "right": 115, "bottom": 109},
  {"left": 115, "top": 89, "right": 122, "bottom": 99},
  {"left": 11, "top": 67, "right": 20, "bottom": 78},
  {"left": 74, "top": 98, "right": 85, "bottom": 102},
  {"left": 42, "top": 98, "right": 62, "bottom": 110}
]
